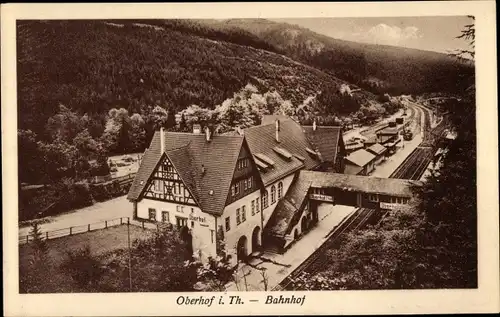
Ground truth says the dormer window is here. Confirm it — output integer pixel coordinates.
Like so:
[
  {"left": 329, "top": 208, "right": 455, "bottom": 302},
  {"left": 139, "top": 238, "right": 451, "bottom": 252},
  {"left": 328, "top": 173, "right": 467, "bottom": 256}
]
[
  {"left": 237, "top": 158, "right": 249, "bottom": 170},
  {"left": 306, "top": 147, "right": 317, "bottom": 157},
  {"left": 231, "top": 182, "right": 240, "bottom": 197}
]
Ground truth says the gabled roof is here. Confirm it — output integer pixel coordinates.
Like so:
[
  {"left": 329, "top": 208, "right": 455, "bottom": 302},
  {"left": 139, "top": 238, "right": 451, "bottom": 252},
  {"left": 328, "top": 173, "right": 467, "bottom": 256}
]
[
  {"left": 378, "top": 127, "right": 400, "bottom": 135},
  {"left": 302, "top": 126, "right": 344, "bottom": 163},
  {"left": 127, "top": 130, "right": 246, "bottom": 216},
  {"left": 345, "top": 141, "right": 364, "bottom": 151},
  {"left": 244, "top": 118, "right": 321, "bottom": 185},
  {"left": 264, "top": 173, "right": 312, "bottom": 237},
  {"left": 345, "top": 149, "right": 376, "bottom": 167},
  {"left": 260, "top": 114, "right": 295, "bottom": 126},
  {"left": 366, "top": 143, "right": 387, "bottom": 156}
]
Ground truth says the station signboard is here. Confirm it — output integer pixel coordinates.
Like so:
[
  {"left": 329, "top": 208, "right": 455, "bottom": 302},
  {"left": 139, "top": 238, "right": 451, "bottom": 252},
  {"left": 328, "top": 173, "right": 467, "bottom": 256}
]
[
  {"left": 380, "top": 202, "right": 400, "bottom": 210},
  {"left": 309, "top": 194, "right": 334, "bottom": 203}
]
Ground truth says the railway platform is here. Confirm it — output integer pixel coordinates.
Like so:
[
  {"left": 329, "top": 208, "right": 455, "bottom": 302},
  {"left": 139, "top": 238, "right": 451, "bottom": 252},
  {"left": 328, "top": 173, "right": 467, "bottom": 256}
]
[
  {"left": 226, "top": 204, "right": 354, "bottom": 291},
  {"left": 226, "top": 128, "right": 425, "bottom": 291}
]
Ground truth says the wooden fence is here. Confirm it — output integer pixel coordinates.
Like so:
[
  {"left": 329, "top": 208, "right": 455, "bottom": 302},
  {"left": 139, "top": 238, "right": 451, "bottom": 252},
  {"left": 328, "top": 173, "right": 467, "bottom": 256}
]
[{"left": 19, "top": 217, "right": 131, "bottom": 245}]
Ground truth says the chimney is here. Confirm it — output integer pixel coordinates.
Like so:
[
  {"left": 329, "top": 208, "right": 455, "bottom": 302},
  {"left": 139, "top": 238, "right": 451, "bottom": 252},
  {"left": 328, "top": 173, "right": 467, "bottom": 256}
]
[
  {"left": 160, "top": 127, "right": 165, "bottom": 154},
  {"left": 313, "top": 119, "right": 317, "bottom": 131},
  {"left": 236, "top": 126, "right": 244, "bottom": 136},
  {"left": 205, "top": 126, "right": 211, "bottom": 142},
  {"left": 275, "top": 119, "right": 280, "bottom": 143},
  {"left": 193, "top": 124, "right": 202, "bottom": 134}
]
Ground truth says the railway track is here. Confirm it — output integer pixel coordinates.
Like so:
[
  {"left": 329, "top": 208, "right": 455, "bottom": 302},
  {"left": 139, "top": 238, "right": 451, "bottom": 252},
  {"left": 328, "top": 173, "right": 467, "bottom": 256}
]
[
  {"left": 273, "top": 207, "right": 375, "bottom": 291},
  {"left": 274, "top": 103, "right": 446, "bottom": 291}
]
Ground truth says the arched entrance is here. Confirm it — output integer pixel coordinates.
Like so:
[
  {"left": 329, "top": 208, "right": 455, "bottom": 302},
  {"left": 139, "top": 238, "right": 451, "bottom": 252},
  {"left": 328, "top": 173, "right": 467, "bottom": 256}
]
[
  {"left": 236, "top": 236, "right": 248, "bottom": 262},
  {"left": 301, "top": 217, "right": 307, "bottom": 233},
  {"left": 251, "top": 226, "right": 261, "bottom": 253},
  {"left": 179, "top": 225, "right": 193, "bottom": 260}
]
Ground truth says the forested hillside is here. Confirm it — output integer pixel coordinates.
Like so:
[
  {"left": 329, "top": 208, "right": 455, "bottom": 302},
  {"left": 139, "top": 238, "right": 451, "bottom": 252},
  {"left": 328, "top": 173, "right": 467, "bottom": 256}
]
[
  {"left": 18, "top": 20, "right": 358, "bottom": 138},
  {"left": 209, "top": 18, "right": 475, "bottom": 95},
  {"left": 20, "top": 20, "right": 397, "bottom": 191}
]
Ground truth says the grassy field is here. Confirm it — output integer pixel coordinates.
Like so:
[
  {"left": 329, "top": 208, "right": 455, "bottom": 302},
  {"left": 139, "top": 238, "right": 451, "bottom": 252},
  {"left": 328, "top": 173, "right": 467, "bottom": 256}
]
[{"left": 19, "top": 224, "right": 155, "bottom": 293}]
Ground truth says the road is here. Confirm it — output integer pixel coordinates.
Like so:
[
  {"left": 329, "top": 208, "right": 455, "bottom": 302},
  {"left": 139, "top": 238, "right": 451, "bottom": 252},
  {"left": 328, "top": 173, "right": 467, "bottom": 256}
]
[{"left": 19, "top": 195, "right": 132, "bottom": 237}]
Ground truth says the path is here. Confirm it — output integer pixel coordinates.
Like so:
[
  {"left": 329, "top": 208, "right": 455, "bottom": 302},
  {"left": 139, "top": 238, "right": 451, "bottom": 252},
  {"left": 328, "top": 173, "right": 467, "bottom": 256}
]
[{"left": 19, "top": 196, "right": 132, "bottom": 236}]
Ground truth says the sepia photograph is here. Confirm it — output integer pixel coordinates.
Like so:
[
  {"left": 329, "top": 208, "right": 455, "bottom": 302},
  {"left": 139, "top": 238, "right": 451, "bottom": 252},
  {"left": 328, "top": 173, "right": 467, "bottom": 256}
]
[{"left": 2, "top": 1, "right": 498, "bottom": 316}]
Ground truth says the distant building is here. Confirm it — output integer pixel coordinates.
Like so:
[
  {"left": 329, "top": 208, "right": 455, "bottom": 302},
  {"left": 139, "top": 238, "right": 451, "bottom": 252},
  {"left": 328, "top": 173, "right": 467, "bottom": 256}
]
[
  {"left": 345, "top": 140, "right": 365, "bottom": 154},
  {"left": 366, "top": 143, "right": 388, "bottom": 165},
  {"left": 344, "top": 149, "right": 377, "bottom": 175},
  {"left": 376, "top": 127, "right": 400, "bottom": 145}
]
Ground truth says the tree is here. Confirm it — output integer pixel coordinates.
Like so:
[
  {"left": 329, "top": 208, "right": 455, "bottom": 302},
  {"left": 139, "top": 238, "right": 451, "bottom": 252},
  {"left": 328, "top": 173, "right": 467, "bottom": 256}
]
[
  {"left": 18, "top": 130, "right": 43, "bottom": 184},
  {"left": 37, "top": 141, "right": 77, "bottom": 182},
  {"left": 128, "top": 225, "right": 197, "bottom": 292},
  {"left": 61, "top": 245, "right": 105, "bottom": 291},
  {"left": 73, "top": 129, "right": 101, "bottom": 159},
  {"left": 176, "top": 105, "right": 215, "bottom": 132},
  {"left": 165, "top": 108, "right": 177, "bottom": 130},
  {"left": 415, "top": 97, "right": 477, "bottom": 288},
  {"left": 129, "top": 113, "right": 146, "bottom": 152},
  {"left": 451, "top": 16, "right": 475, "bottom": 61},
  {"left": 149, "top": 105, "right": 168, "bottom": 130},
  {"left": 20, "top": 222, "right": 51, "bottom": 293},
  {"left": 101, "top": 108, "right": 131, "bottom": 154},
  {"left": 45, "top": 104, "right": 85, "bottom": 143},
  {"left": 30, "top": 222, "right": 48, "bottom": 265},
  {"left": 187, "top": 238, "right": 236, "bottom": 292},
  {"left": 92, "top": 154, "right": 111, "bottom": 177}
]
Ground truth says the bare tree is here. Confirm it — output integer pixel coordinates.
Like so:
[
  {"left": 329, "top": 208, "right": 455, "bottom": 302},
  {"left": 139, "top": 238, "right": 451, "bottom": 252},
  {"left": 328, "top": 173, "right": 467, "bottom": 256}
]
[{"left": 259, "top": 268, "right": 269, "bottom": 291}]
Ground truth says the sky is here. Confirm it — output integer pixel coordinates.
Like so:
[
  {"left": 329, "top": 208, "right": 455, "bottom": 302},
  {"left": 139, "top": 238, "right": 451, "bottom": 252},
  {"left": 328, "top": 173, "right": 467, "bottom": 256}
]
[{"left": 273, "top": 16, "right": 473, "bottom": 54}]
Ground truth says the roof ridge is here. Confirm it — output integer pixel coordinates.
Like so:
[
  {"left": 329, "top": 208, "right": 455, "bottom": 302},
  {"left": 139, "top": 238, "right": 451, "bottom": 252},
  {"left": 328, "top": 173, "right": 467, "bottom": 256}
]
[
  {"left": 165, "top": 130, "right": 244, "bottom": 139},
  {"left": 165, "top": 142, "right": 192, "bottom": 152}
]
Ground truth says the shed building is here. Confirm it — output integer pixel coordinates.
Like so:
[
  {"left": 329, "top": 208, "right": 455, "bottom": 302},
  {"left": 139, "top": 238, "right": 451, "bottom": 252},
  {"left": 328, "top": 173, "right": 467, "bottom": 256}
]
[{"left": 344, "top": 149, "right": 377, "bottom": 175}]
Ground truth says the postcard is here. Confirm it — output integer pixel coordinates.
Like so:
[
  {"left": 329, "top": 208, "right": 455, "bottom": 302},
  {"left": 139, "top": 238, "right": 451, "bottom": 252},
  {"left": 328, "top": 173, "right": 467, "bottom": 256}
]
[{"left": 2, "top": 1, "right": 498, "bottom": 316}]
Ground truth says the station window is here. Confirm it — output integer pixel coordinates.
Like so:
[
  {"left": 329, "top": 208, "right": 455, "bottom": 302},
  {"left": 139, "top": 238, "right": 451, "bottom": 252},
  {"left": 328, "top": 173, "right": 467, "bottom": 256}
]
[
  {"left": 242, "top": 206, "right": 246, "bottom": 222},
  {"left": 271, "top": 185, "right": 276, "bottom": 204},
  {"left": 262, "top": 191, "right": 269, "bottom": 209},
  {"left": 148, "top": 208, "right": 156, "bottom": 221},
  {"left": 236, "top": 208, "right": 241, "bottom": 225},
  {"left": 251, "top": 200, "right": 255, "bottom": 216},
  {"left": 256, "top": 197, "right": 260, "bottom": 213},
  {"left": 368, "top": 194, "right": 379, "bottom": 202},
  {"left": 278, "top": 182, "right": 283, "bottom": 199},
  {"left": 161, "top": 211, "right": 169, "bottom": 223},
  {"left": 225, "top": 217, "right": 231, "bottom": 231}
]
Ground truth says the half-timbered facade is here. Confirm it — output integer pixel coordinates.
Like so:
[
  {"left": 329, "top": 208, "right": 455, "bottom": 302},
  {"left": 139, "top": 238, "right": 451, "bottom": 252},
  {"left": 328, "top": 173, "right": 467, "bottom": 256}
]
[{"left": 128, "top": 127, "right": 266, "bottom": 265}]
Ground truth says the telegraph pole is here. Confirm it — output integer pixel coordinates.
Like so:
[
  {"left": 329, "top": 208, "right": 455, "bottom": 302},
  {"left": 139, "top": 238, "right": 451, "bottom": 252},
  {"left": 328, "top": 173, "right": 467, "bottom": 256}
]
[{"left": 127, "top": 217, "right": 132, "bottom": 292}]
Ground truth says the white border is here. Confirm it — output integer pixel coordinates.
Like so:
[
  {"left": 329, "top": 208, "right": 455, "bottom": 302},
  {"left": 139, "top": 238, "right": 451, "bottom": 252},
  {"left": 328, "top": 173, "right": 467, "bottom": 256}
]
[{"left": 2, "top": 1, "right": 498, "bottom": 316}]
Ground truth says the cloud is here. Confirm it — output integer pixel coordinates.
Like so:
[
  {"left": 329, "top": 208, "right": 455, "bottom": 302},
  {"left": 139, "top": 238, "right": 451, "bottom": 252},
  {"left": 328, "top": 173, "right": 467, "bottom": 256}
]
[
  {"left": 366, "top": 23, "right": 422, "bottom": 45},
  {"left": 339, "top": 23, "right": 422, "bottom": 46}
]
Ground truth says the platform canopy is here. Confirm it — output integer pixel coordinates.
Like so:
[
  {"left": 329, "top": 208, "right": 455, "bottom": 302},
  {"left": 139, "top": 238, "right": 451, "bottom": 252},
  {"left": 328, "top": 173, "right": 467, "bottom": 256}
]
[{"left": 299, "top": 170, "right": 422, "bottom": 198}]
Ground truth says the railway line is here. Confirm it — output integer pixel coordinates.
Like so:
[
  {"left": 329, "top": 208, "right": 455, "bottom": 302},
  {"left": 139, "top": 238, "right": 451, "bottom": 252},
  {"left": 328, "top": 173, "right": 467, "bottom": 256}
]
[{"left": 274, "top": 102, "right": 446, "bottom": 291}]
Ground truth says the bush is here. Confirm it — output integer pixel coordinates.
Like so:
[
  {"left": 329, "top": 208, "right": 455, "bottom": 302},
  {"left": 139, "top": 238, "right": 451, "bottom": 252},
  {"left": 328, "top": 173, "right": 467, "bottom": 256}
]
[{"left": 61, "top": 245, "right": 104, "bottom": 290}]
